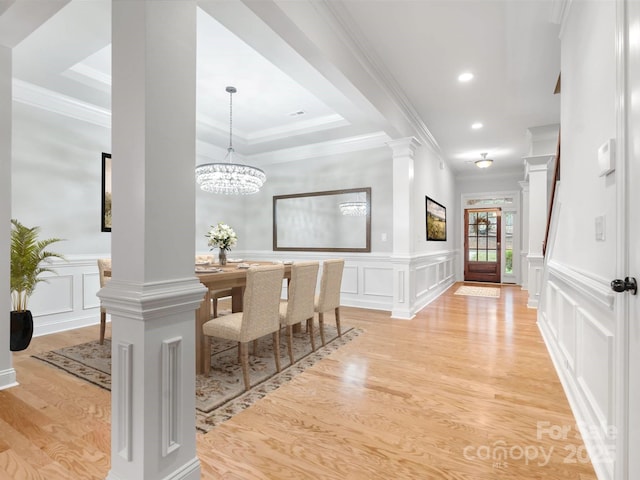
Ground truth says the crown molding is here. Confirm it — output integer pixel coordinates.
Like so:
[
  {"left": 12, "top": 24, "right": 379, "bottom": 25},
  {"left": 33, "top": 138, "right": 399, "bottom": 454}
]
[
  {"left": 314, "top": 0, "right": 442, "bottom": 156},
  {"left": 13, "top": 78, "right": 110, "bottom": 128},
  {"left": 551, "top": 0, "right": 573, "bottom": 38}
]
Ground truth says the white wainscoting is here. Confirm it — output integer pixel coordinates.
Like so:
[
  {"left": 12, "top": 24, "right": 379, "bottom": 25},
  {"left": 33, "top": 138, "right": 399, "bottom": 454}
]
[
  {"left": 27, "top": 250, "right": 458, "bottom": 337},
  {"left": 412, "top": 250, "right": 457, "bottom": 315},
  {"left": 27, "top": 255, "right": 104, "bottom": 337},
  {"left": 538, "top": 260, "right": 616, "bottom": 480}
]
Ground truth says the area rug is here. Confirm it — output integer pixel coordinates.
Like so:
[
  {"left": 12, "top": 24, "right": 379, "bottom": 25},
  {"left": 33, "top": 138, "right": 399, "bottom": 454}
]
[
  {"left": 32, "top": 323, "right": 360, "bottom": 432},
  {"left": 454, "top": 285, "right": 501, "bottom": 298}
]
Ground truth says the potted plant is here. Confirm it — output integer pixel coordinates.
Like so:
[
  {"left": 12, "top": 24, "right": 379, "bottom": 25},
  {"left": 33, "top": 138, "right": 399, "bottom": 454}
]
[{"left": 10, "top": 219, "right": 64, "bottom": 351}]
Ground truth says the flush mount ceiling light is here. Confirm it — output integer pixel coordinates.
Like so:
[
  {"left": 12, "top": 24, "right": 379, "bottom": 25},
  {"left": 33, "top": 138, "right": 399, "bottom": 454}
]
[
  {"left": 195, "top": 86, "right": 266, "bottom": 195},
  {"left": 471, "top": 122, "right": 483, "bottom": 129},
  {"left": 458, "top": 72, "right": 474, "bottom": 82},
  {"left": 475, "top": 152, "right": 494, "bottom": 169}
]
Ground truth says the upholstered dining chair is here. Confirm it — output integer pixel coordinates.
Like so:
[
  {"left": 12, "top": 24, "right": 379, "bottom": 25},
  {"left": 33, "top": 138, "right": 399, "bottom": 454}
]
[
  {"left": 279, "top": 261, "right": 319, "bottom": 363},
  {"left": 196, "top": 254, "right": 233, "bottom": 318},
  {"left": 97, "top": 258, "right": 111, "bottom": 345},
  {"left": 202, "top": 264, "right": 285, "bottom": 390},
  {"left": 314, "top": 259, "right": 345, "bottom": 347}
]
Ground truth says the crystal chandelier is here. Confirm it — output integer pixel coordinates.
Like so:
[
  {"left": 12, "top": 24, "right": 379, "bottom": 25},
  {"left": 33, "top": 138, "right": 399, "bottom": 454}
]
[
  {"left": 195, "top": 86, "right": 266, "bottom": 194},
  {"left": 339, "top": 201, "right": 367, "bottom": 216},
  {"left": 339, "top": 191, "right": 368, "bottom": 216}
]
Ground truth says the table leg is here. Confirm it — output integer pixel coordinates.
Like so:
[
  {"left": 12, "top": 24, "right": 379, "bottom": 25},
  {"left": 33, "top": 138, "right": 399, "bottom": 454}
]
[{"left": 196, "top": 289, "right": 211, "bottom": 375}]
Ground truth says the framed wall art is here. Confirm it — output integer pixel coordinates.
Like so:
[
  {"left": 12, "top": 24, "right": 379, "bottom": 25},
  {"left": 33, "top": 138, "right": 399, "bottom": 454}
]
[
  {"left": 101, "top": 152, "right": 112, "bottom": 232},
  {"left": 426, "top": 195, "right": 446, "bottom": 241}
]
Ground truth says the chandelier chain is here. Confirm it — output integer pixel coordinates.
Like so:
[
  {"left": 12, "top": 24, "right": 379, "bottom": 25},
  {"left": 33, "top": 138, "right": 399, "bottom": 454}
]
[{"left": 228, "top": 88, "right": 233, "bottom": 152}]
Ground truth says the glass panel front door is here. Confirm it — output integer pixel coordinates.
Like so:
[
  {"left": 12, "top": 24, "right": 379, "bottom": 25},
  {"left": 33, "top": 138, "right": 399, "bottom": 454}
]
[{"left": 464, "top": 208, "right": 502, "bottom": 283}]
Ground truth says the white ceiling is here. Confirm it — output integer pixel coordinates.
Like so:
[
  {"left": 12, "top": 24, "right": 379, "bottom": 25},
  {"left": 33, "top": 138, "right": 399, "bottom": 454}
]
[{"left": 3, "top": 0, "right": 561, "bottom": 176}]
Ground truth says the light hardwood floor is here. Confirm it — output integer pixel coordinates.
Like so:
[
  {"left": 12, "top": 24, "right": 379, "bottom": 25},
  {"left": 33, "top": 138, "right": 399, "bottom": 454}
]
[{"left": 0, "top": 283, "right": 597, "bottom": 479}]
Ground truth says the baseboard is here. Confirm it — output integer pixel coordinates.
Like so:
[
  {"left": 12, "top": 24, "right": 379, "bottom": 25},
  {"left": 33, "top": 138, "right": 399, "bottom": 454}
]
[
  {"left": 34, "top": 314, "right": 101, "bottom": 338},
  {"left": 0, "top": 368, "right": 18, "bottom": 391}
]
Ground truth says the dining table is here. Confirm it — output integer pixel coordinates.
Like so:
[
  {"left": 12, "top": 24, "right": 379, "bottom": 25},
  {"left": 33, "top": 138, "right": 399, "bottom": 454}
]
[
  {"left": 104, "top": 261, "right": 292, "bottom": 375},
  {"left": 195, "top": 261, "right": 292, "bottom": 374}
]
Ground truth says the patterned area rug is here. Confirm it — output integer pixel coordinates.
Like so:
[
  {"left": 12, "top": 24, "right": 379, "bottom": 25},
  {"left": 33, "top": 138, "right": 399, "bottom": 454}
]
[
  {"left": 32, "top": 323, "right": 360, "bottom": 433},
  {"left": 454, "top": 285, "right": 501, "bottom": 298}
]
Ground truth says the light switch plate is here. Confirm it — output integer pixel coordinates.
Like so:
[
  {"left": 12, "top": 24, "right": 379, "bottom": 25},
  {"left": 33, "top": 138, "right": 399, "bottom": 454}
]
[
  {"left": 595, "top": 215, "right": 605, "bottom": 241},
  {"left": 598, "top": 139, "right": 615, "bottom": 176}
]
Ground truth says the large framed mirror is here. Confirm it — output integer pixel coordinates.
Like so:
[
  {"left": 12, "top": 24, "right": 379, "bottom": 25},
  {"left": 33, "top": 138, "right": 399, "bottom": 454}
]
[{"left": 273, "top": 187, "right": 371, "bottom": 252}]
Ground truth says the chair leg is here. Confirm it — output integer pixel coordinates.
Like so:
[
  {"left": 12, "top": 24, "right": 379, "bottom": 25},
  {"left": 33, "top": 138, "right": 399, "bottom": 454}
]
[
  {"left": 240, "top": 342, "right": 250, "bottom": 391},
  {"left": 212, "top": 298, "right": 218, "bottom": 318},
  {"left": 273, "top": 331, "right": 281, "bottom": 373},
  {"left": 335, "top": 306, "right": 342, "bottom": 337},
  {"left": 308, "top": 317, "right": 315, "bottom": 351},
  {"left": 286, "top": 325, "right": 294, "bottom": 365},
  {"left": 100, "top": 311, "right": 106, "bottom": 345},
  {"left": 319, "top": 312, "right": 326, "bottom": 347},
  {"left": 238, "top": 341, "right": 241, "bottom": 362},
  {"left": 252, "top": 339, "right": 258, "bottom": 355}
]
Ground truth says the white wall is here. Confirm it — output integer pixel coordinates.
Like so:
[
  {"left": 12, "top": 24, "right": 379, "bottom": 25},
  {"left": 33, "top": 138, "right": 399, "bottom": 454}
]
[
  {"left": 413, "top": 146, "right": 457, "bottom": 254},
  {"left": 237, "top": 147, "right": 393, "bottom": 254},
  {"left": 538, "top": 2, "right": 618, "bottom": 479},
  {"left": 12, "top": 102, "right": 111, "bottom": 255}
]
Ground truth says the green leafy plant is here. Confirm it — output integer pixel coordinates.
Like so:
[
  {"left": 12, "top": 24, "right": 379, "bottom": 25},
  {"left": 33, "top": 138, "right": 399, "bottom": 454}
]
[{"left": 10, "top": 219, "right": 65, "bottom": 312}]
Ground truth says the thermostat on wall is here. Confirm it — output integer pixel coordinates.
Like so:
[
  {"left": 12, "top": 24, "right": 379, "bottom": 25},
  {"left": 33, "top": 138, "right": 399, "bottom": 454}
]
[{"left": 598, "top": 139, "right": 615, "bottom": 176}]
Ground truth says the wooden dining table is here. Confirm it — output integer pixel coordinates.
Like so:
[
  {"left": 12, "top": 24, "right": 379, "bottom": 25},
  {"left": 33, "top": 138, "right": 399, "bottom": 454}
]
[
  {"left": 195, "top": 261, "right": 292, "bottom": 374},
  {"left": 104, "top": 261, "right": 292, "bottom": 375}
]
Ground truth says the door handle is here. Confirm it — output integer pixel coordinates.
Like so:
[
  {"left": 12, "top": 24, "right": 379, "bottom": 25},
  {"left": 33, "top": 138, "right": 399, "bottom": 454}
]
[{"left": 611, "top": 277, "right": 638, "bottom": 295}]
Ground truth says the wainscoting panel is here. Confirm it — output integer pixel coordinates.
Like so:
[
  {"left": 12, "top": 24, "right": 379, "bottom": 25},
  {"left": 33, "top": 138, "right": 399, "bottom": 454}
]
[
  {"left": 341, "top": 265, "right": 359, "bottom": 295},
  {"left": 413, "top": 251, "right": 457, "bottom": 315},
  {"left": 538, "top": 260, "right": 616, "bottom": 480},
  {"left": 362, "top": 266, "right": 392, "bottom": 297},
  {"left": 576, "top": 307, "right": 614, "bottom": 433},
  {"left": 83, "top": 272, "right": 101, "bottom": 310},
  {"left": 558, "top": 289, "right": 577, "bottom": 372},
  {"left": 29, "top": 274, "right": 74, "bottom": 317}
]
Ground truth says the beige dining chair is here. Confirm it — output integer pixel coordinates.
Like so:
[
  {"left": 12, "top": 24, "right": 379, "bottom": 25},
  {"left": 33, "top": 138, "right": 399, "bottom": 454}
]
[
  {"left": 196, "top": 254, "right": 233, "bottom": 318},
  {"left": 314, "top": 259, "right": 345, "bottom": 347},
  {"left": 202, "top": 264, "right": 285, "bottom": 390},
  {"left": 97, "top": 258, "right": 111, "bottom": 345},
  {"left": 279, "top": 261, "right": 320, "bottom": 364}
]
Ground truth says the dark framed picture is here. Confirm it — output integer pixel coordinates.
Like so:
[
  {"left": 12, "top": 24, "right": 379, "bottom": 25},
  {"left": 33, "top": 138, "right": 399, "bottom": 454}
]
[
  {"left": 101, "top": 152, "right": 112, "bottom": 232},
  {"left": 426, "top": 196, "right": 446, "bottom": 241}
]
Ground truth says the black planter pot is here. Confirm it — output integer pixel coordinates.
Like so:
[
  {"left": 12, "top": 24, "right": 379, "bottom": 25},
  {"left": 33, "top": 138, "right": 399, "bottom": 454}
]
[{"left": 10, "top": 310, "right": 34, "bottom": 352}]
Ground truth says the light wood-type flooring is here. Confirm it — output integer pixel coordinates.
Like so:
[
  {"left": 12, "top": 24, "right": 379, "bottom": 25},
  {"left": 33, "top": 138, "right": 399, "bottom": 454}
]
[{"left": 0, "top": 283, "right": 597, "bottom": 479}]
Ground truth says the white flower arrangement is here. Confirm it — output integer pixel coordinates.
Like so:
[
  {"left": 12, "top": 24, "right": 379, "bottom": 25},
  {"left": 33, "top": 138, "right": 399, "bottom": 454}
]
[{"left": 206, "top": 222, "right": 237, "bottom": 252}]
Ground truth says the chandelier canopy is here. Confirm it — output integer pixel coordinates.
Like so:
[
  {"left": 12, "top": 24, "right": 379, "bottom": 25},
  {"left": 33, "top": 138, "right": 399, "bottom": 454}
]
[{"left": 195, "top": 86, "right": 266, "bottom": 195}]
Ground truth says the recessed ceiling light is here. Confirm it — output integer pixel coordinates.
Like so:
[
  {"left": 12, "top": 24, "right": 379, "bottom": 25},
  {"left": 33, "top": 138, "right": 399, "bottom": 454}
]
[
  {"left": 458, "top": 72, "right": 474, "bottom": 82},
  {"left": 471, "top": 122, "right": 483, "bottom": 129}
]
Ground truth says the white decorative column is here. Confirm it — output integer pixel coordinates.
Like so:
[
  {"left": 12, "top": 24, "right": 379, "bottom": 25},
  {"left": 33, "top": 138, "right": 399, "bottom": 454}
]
[
  {"left": 523, "top": 155, "right": 553, "bottom": 308},
  {"left": 0, "top": 45, "right": 17, "bottom": 391},
  {"left": 387, "top": 137, "right": 420, "bottom": 319},
  {"left": 99, "top": 2, "right": 206, "bottom": 479},
  {"left": 518, "top": 180, "right": 530, "bottom": 291}
]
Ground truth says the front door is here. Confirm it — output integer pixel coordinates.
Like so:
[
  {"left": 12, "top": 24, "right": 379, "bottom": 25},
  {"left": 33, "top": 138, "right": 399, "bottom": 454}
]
[{"left": 464, "top": 208, "right": 501, "bottom": 283}]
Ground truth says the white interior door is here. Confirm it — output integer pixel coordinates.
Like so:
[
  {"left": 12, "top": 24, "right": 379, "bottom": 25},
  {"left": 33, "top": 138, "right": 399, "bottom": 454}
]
[{"left": 619, "top": 2, "right": 640, "bottom": 477}]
